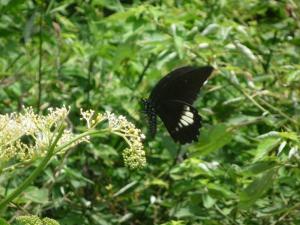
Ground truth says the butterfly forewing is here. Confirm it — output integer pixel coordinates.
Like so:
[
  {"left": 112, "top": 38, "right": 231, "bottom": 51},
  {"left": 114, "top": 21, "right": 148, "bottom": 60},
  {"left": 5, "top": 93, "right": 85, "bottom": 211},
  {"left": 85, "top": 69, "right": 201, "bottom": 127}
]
[{"left": 150, "top": 66, "right": 213, "bottom": 104}]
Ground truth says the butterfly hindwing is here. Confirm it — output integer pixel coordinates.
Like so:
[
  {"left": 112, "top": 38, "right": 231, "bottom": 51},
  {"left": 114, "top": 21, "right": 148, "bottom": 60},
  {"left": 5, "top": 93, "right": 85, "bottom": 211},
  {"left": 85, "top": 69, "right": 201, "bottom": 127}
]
[{"left": 156, "top": 100, "right": 202, "bottom": 144}]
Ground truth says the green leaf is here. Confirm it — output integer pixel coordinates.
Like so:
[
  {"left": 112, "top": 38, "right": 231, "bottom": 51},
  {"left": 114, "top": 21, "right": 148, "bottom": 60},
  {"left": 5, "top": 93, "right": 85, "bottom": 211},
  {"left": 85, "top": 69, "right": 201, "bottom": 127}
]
[
  {"left": 254, "top": 137, "right": 281, "bottom": 161},
  {"left": 147, "top": 178, "right": 169, "bottom": 189},
  {"left": 202, "top": 194, "right": 216, "bottom": 208},
  {"left": 171, "top": 24, "right": 184, "bottom": 59},
  {"left": 278, "top": 131, "right": 299, "bottom": 142},
  {"left": 239, "top": 168, "right": 277, "bottom": 208},
  {"left": 172, "top": 207, "right": 196, "bottom": 218},
  {"left": 207, "top": 183, "right": 235, "bottom": 199},
  {"left": 242, "top": 161, "right": 278, "bottom": 175},
  {"left": 23, "top": 186, "right": 49, "bottom": 204},
  {"left": 64, "top": 167, "right": 94, "bottom": 185},
  {"left": 189, "top": 124, "right": 233, "bottom": 156}
]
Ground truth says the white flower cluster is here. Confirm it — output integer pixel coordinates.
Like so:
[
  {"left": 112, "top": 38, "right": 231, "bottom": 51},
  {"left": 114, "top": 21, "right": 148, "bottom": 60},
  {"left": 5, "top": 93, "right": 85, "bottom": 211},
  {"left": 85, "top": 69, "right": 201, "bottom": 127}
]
[
  {"left": 105, "top": 112, "right": 146, "bottom": 169},
  {"left": 80, "top": 110, "right": 146, "bottom": 169},
  {"left": 0, "top": 107, "right": 81, "bottom": 162},
  {"left": 0, "top": 107, "right": 146, "bottom": 170}
]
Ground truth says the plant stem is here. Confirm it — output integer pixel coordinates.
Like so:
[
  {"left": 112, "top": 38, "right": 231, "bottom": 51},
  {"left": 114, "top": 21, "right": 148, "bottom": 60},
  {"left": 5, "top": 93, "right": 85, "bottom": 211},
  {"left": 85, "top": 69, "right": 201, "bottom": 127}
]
[
  {"left": 134, "top": 56, "right": 153, "bottom": 89},
  {"left": 53, "top": 129, "right": 109, "bottom": 154},
  {"left": 0, "top": 125, "right": 65, "bottom": 212},
  {"left": 258, "top": 97, "right": 299, "bottom": 126}
]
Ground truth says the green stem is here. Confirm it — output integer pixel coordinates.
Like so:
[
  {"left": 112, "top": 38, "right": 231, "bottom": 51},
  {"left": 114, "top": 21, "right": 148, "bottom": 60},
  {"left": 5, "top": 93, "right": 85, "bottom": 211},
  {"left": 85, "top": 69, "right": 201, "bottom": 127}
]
[
  {"left": 53, "top": 129, "right": 109, "bottom": 154},
  {"left": 0, "top": 125, "right": 65, "bottom": 212}
]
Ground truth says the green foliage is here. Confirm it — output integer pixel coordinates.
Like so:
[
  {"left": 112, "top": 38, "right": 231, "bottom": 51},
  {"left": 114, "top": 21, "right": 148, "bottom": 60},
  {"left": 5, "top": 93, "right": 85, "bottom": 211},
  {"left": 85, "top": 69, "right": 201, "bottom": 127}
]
[
  {"left": 0, "top": 0, "right": 300, "bottom": 224},
  {"left": 0, "top": 218, "right": 10, "bottom": 225},
  {"left": 189, "top": 124, "right": 233, "bottom": 156}
]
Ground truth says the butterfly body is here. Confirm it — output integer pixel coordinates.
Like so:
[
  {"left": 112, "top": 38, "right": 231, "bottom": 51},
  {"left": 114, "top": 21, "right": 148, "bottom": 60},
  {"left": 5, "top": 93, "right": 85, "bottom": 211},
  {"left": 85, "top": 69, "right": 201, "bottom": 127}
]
[{"left": 143, "top": 66, "right": 213, "bottom": 144}]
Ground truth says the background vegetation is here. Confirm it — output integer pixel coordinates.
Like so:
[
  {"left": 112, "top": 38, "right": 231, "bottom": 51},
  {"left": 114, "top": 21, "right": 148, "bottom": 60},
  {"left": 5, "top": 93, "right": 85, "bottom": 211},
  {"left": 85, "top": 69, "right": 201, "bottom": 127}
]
[{"left": 0, "top": 0, "right": 300, "bottom": 224}]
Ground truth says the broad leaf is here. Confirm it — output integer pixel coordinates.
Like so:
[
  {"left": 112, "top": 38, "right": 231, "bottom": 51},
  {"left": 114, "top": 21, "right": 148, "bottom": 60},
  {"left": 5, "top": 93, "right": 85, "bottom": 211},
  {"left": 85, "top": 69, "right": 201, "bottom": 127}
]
[{"left": 189, "top": 124, "right": 233, "bottom": 156}]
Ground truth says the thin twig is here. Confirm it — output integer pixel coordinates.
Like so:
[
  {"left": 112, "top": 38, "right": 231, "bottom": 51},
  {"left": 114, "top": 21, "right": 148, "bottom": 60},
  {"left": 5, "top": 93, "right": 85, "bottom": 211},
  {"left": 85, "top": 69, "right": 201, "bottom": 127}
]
[
  {"left": 134, "top": 56, "right": 154, "bottom": 89},
  {"left": 258, "top": 97, "right": 299, "bottom": 126},
  {"left": 262, "top": 31, "right": 278, "bottom": 73}
]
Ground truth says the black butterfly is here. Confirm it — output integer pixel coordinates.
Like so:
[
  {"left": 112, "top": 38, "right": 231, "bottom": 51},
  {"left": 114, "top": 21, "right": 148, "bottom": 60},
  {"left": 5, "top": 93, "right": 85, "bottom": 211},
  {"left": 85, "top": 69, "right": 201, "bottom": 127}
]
[{"left": 142, "top": 66, "right": 213, "bottom": 144}]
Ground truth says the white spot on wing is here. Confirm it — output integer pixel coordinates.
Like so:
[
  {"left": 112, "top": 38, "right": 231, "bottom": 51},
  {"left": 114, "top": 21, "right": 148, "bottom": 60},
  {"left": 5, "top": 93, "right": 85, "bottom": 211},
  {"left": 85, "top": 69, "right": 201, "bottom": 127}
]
[
  {"left": 178, "top": 123, "right": 183, "bottom": 128},
  {"left": 180, "top": 119, "right": 189, "bottom": 126},
  {"left": 184, "top": 106, "right": 190, "bottom": 111},
  {"left": 181, "top": 115, "right": 194, "bottom": 124},
  {"left": 184, "top": 111, "right": 193, "bottom": 118}
]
